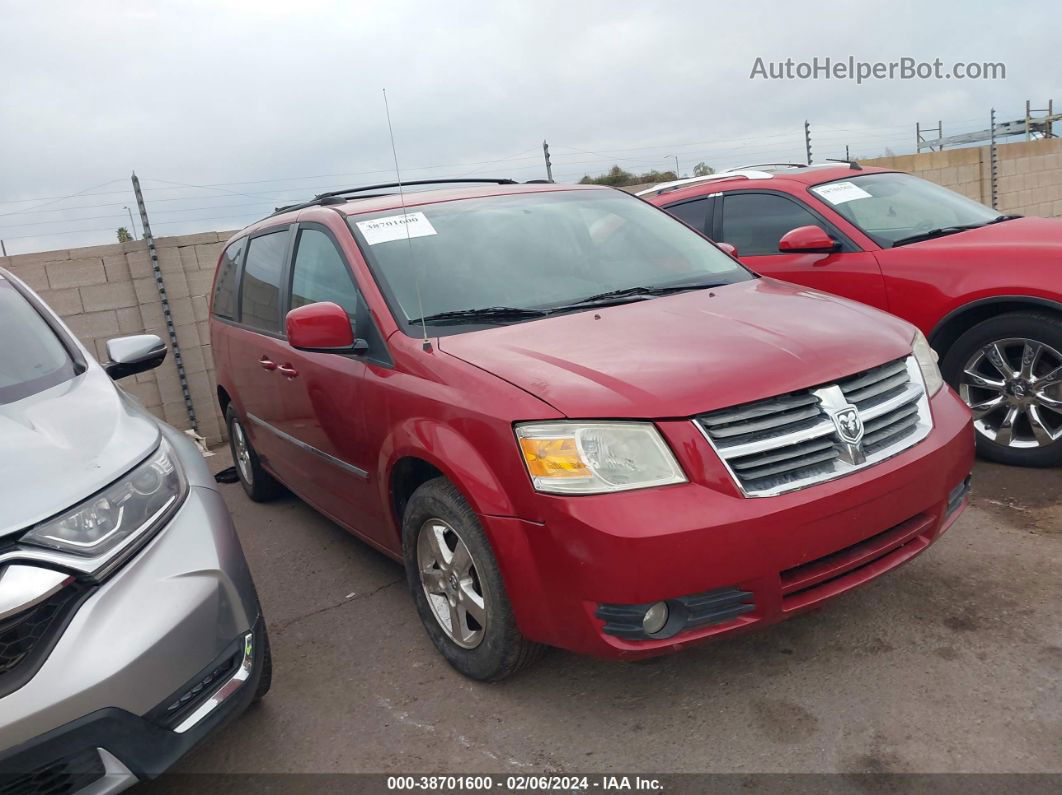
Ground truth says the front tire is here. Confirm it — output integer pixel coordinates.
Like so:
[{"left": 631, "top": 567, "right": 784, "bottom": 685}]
[
  {"left": 402, "top": 478, "right": 545, "bottom": 681},
  {"left": 941, "top": 311, "right": 1062, "bottom": 467}
]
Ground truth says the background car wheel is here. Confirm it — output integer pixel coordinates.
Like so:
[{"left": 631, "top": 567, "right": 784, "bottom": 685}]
[
  {"left": 401, "top": 477, "right": 545, "bottom": 681},
  {"left": 941, "top": 311, "right": 1062, "bottom": 467},
  {"left": 225, "top": 406, "right": 284, "bottom": 501}
]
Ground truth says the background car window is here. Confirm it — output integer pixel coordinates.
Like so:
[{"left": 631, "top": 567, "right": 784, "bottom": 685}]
[
  {"left": 239, "top": 230, "right": 289, "bottom": 333},
  {"left": 665, "top": 197, "right": 713, "bottom": 234},
  {"left": 721, "top": 193, "right": 825, "bottom": 256},
  {"left": 290, "top": 229, "right": 360, "bottom": 318},
  {"left": 212, "top": 237, "right": 244, "bottom": 319},
  {"left": 0, "top": 280, "right": 77, "bottom": 404}
]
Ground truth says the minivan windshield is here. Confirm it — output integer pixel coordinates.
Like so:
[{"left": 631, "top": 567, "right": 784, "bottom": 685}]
[
  {"left": 0, "top": 279, "right": 79, "bottom": 404},
  {"left": 347, "top": 189, "right": 752, "bottom": 333},
  {"left": 810, "top": 172, "right": 1007, "bottom": 247}
]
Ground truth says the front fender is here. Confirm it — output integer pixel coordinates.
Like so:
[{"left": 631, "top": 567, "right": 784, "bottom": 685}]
[{"left": 379, "top": 416, "right": 523, "bottom": 525}]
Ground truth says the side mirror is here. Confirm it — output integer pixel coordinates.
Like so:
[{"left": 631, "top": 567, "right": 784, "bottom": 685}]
[
  {"left": 716, "top": 242, "right": 738, "bottom": 258},
  {"left": 286, "top": 302, "right": 364, "bottom": 354},
  {"left": 103, "top": 334, "right": 167, "bottom": 380},
  {"left": 778, "top": 225, "right": 840, "bottom": 254}
]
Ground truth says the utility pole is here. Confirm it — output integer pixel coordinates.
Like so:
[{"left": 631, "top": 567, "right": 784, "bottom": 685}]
[
  {"left": 542, "top": 140, "right": 554, "bottom": 183},
  {"left": 804, "top": 120, "right": 812, "bottom": 165},
  {"left": 845, "top": 144, "right": 850, "bottom": 161},
  {"left": 124, "top": 206, "right": 139, "bottom": 240},
  {"left": 668, "top": 155, "right": 680, "bottom": 176},
  {"left": 990, "top": 109, "right": 999, "bottom": 210},
  {"left": 131, "top": 171, "right": 198, "bottom": 432},
  {"left": 1, "top": 240, "right": 6, "bottom": 257}
]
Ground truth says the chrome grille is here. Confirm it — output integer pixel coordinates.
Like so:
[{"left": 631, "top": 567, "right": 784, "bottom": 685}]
[{"left": 695, "top": 356, "right": 932, "bottom": 497}]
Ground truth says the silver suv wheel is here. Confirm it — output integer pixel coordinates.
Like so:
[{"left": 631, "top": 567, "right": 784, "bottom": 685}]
[{"left": 416, "top": 518, "right": 487, "bottom": 649}]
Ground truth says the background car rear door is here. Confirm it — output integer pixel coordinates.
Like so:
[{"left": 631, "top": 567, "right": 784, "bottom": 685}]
[
  {"left": 712, "top": 190, "right": 890, "bottom": 311},
  {"left": 273, "top": 223, "right": 390, "bottom": 545}
]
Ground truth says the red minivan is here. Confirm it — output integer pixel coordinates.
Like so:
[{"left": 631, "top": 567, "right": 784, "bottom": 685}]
[{"left": 210, "top": 179, "right": 974, "bottom": 680}]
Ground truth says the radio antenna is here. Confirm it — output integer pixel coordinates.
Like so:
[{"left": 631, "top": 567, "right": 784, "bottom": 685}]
[{"left": 383, "top": 88, "right": 431, "bottom": 351}]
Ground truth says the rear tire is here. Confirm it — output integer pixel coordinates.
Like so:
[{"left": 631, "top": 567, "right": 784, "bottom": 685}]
[
  {"left": 225, "top": 406, "right": 284, "bottom": 501},
  {"left": 941, "top": 311, "right": 1062, "bottom": 467},
  {"left": 401, "top": 477, "right": 545, "bottom": 681}
]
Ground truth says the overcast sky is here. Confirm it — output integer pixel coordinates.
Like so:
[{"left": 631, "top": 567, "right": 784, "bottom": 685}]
[{"left": 0, "top": 0, "right": 1057, "bottom": 254}]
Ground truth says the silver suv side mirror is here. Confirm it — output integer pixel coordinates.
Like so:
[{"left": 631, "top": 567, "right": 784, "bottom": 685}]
[{"left": 103, "top": 334, "right": 167, "bottom": 380}]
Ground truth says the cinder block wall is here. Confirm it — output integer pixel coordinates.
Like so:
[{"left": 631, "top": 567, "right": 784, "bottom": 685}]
[
  {"left": 862, "top": 136, "right": 1062, "bottom": 217},
  {"left": 1, "top": 230, "right": 237, "bottom": 446}
]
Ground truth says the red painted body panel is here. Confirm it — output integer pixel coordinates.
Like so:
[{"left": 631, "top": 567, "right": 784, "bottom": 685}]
[{"left": 210, "top": 182, "right": 976, "bottom": 660}]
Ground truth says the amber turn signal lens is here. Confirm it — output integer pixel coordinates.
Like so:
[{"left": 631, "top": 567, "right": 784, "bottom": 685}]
[{"left": 518, "top": 436, "right": 591, "bottom": 478}]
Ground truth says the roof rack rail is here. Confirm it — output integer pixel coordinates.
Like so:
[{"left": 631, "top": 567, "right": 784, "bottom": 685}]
[
  {"left": 271, "top": 178, "right": 518, "bottom": 216},
  {"left": 825, "top": 158, "right": 863, "bottom": 170},
  {"left": 634, "top": 170, "right": 773, "bottom": 197},
  {"left": 725, "top": 163, "right": 808, "bottom": 172}
]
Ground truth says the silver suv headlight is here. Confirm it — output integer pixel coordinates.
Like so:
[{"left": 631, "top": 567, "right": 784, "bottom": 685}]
[
  {"left": 515, "top": 421, "right": 686, "bottom": 494},
  {"left": 22, "top": 438, "right": 187, "bottom": 567},
  {"left": 912, "top": 329, "right": 944, "bottom": 395}
]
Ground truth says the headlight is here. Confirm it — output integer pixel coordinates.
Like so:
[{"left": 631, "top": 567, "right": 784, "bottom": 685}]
[
  {"left": 22, "top": 438, "right": 187, "bottom": 561},
  {"left": 912, "top": 329, "right": 944, "bottom": 395},
  {"left": 515, "top": 422, "right": 686, "bottom": 494}
]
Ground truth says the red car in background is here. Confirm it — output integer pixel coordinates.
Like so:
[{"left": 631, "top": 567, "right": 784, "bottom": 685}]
[{"left": 644, "top": 165, "right": 1062, "bottom": 467}]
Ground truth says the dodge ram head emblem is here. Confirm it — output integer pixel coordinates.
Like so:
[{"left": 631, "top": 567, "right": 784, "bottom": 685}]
[{"left": 832, "top": 406, "right": 864, "bottom": 445}]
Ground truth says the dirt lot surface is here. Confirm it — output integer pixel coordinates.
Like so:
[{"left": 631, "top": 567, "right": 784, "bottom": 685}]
[{"left": 158, "top": 453, "right": 1060, "bottom": 779}]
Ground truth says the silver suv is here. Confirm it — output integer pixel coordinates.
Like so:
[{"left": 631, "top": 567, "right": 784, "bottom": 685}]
[{"left": 0, "top": 268, "right": 269, "bottom": 792}]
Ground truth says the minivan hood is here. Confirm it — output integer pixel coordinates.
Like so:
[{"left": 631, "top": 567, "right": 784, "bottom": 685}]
[
  {"left": 439, "top": 278, "right": 916, "bottom": 418},
  {"left": 0, "top": 367, "right": 159, "bottom": 538}
]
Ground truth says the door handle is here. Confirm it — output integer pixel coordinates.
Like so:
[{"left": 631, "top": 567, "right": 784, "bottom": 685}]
[
  {"left": 258, "top": 357, "right": 277, "bottom": 371},
  {"left": 277, "top": 364, "right": 299, "bottom": 379}
]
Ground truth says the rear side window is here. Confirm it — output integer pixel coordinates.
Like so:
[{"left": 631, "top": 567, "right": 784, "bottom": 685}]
[
  {"left": 0, "top": 280, "right": 78, "bottom": 404},
  {"left": 290, "top": 228, "right": 360, "bottom": 319},
  {"left": 720, "top": 193, "right": 825, "bottom": 255},
  {"left": 239, "top": 230, "right": 289, "bottom": 333},
  {"left": 212, "top": 237, "right": 244, "bottom": 319},
  {"left": 665, "top": 197, "right": 714, "bottom": 235}
]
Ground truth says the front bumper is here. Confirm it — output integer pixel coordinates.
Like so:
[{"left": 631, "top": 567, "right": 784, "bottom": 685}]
[
  {"left": 0, "top": 428, "right": 262, "bottom": 785},
  {"left": 487, "top": 387, "right": 974, "bottom": 659}
]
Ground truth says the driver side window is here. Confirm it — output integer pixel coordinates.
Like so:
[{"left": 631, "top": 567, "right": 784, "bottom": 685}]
[
  {"left": 720, "top": 193, "right": 827, "bottom": 256},
  {"left": 289, "top": 228, "right": 361, "bottom": 320}
]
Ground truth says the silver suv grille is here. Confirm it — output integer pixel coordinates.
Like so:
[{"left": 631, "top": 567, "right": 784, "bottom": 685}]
[{"left": 695, "top": 356, "right": 932, "bottom": 497}]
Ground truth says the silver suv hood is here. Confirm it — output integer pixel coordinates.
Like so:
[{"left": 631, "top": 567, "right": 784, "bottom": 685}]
[{"left": 0, "top": 367, "right": 159, "bottom": 538}]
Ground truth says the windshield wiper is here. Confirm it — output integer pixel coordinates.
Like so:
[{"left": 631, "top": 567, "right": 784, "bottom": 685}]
[
  {"left": 987, "top": 214, "right": 1022, "bottom": 224},
  {"left": 548, "top": 281, "right": 727, "bottom": 311},
  {"left": 891, "top": 223, "right": 988, "bottom": 247},
  {"left": 407, "top": 306, "right": 551, "bottom": 326}
]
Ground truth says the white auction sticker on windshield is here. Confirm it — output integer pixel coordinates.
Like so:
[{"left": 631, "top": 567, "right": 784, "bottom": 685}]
[
  {"left": 813, "top": 181, "right": 872, "bottom": 205},
  {"left": 355, "top": 212, "right": 437, "bottom": 245}
]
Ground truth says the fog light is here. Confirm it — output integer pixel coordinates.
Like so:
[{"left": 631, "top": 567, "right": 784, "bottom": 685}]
[{"left": 642, "top": 601, "right": 669, "bottom": 635}]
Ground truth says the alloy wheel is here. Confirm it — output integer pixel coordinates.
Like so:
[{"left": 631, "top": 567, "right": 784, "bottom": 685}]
[
  {"left": 232, "top": 421, "right": 254, "bottom": 485},
  {"left": 959, "top": 337, "right": 1062, "bottom": 448},
  {"left": 416, "top": 519, "right": 488, "bottom": 649}
]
